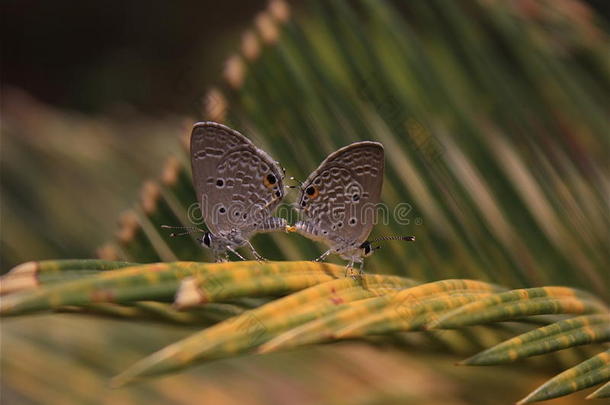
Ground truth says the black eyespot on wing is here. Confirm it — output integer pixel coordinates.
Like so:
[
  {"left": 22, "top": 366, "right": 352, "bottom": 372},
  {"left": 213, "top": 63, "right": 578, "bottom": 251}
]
[
  {"left": 353, "top": 194, "right": 360, "bottom": 201},
  {"left": 219, "top": 207, "right": 226, "bottom": 213},
  {"left": 275, "top": 190, "right": 281, "bottom": 197},
  {"left": 349, "top": 218, "right": 357, "bottom": 225},
  {"left": 216, "top": 179, "right": 224, "bottom": 187},
  {"left": 266, "top": 173, "right": 277, "bottom": 184},
  {"left": 305, "top": 185, "right": 320, "bottom": 199}
]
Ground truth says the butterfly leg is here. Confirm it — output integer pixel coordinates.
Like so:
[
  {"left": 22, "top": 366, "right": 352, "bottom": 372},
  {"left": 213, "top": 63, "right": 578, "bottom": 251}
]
[
  {"left": 314, "top": 249, "right": 332, "bottom": 263},
  {"left": 214, "top": 250, "right": 229, "bottom": 263},
  {"left": 226, "top": 246, "right": 246, "bottom": 261},
  {"left": 344, "top": 259, "right": 356, "bottom": 278},
  {"left": 245, "top": 240, "right": 268, "bottom": 262},
  {"left": 357, "top": 260, "right": 365, "bottom": 276}
]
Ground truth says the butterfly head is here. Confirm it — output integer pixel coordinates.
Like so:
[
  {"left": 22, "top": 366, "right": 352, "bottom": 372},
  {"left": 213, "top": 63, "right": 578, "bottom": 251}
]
[
  {"left": 359, "top": 241, "right": 379, "bottom": 257},
  {"left": 199, "top": 232, "right": 213, "bottom": 249},
  {"left": 360, "top": 235, "right": 415, "bottom": 257}
]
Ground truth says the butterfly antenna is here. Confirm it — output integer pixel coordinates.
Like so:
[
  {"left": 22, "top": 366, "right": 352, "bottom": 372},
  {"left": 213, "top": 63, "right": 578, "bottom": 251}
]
[
  {"left": 285, "top": 176, "right": 303, "bottom": 189},
  {"left": 369, "top": 235, "right": 415, "bottom": 243},
  {"left": 161, "top": 224, "right": 205, "bottom": 238}
]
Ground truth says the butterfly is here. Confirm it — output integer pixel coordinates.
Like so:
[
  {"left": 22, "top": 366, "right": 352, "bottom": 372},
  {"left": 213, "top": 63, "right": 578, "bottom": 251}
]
[
  {"left": 165, "top": 122, "right": 287, "bottom": 262},
  {"left": 293, "top": 141, "right": 414, "bottom": 275}
]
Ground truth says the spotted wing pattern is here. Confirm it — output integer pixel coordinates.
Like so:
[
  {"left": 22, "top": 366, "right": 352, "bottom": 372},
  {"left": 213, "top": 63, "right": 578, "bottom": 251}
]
[
  {"left": 190, "top": 122, "right": 285, "bottom": 237},
  {"left": 295, "top": 141, "right": 384, "bottom": 250}
]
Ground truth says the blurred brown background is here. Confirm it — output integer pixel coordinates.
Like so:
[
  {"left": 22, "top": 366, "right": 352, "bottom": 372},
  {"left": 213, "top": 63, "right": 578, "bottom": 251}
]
[{"left": 2, "top": 1, "right": 266, "bottom": 115}]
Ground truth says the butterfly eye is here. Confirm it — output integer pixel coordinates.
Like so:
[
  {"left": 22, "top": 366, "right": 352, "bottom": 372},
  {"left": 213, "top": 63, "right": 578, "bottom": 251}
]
[
  {"left": 263, "top": 173, "right": 277, "bottom": 188},
  {"left": 360, "top": 241, "right": 373, "bottom": 257},
  {"left": 202, "top": 232, "right": 212, "bottom": 248},
  {"left": 305, "top": 185, "right": 319, "bottom": 199}
]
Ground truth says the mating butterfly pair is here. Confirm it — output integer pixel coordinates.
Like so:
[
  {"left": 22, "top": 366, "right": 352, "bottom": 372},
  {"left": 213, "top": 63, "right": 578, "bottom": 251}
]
[{"left": 164, "top": 122, "right": 414, "bottom": 275}]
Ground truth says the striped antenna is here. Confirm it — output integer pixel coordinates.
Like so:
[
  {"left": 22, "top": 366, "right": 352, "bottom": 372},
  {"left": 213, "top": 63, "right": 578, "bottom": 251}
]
[
  {"left": 285, "top": 176, "right": 302, "bottom": 189},
  {"left": 369, "top": 235, "right": 415, "bottom": 243},
  {"left": 161, "top": 224, "right": 205, "bottom": 238}
]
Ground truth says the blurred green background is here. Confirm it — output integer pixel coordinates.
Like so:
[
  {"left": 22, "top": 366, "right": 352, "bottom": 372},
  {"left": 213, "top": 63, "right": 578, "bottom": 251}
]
[{"left": 2, "top": 0, "right": 609, "bottom": 404}]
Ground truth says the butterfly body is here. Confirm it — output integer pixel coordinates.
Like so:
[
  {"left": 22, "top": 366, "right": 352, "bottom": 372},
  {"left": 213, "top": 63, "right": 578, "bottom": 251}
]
[
  {"left": 294, "top": 222, "right": 363, "bottom": 261},
  {"left": 294, "top": 141, "right": 385, "bottom": 272},
  {"left": 190, "top": 122, "right": 286, "bottom": 261}
]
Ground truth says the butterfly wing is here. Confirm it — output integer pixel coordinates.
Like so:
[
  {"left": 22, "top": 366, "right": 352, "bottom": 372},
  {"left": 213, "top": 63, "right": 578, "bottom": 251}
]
[
  {"left": 190, "top": 122, "right": 285, "bottom": 236},
  {"left": 295, "top": 141, "right": 384, "bottom": 250}
]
